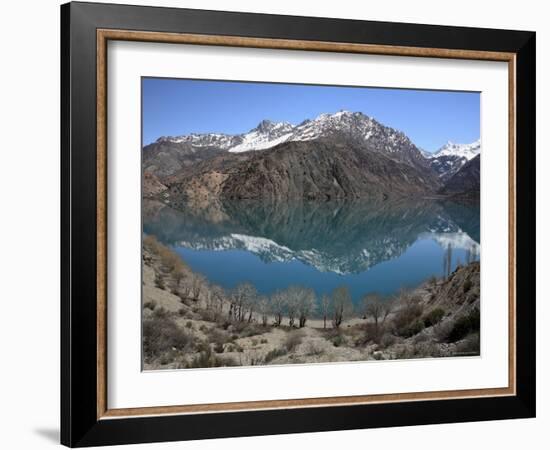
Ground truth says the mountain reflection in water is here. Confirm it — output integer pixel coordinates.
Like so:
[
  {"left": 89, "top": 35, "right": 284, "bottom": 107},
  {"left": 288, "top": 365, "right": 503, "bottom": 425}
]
[{"left": 143, "top": 198, "right": 480, "bottom": 302}]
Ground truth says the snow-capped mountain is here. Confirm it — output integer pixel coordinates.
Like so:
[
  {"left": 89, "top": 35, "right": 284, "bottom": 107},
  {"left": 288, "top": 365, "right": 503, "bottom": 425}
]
[
  {"left": 156, "top": 120, "right": 296, "bottom": 152},
  {"left": 426, "top": 139, "right": 481, "bottom": 180},
  {"left": 156, "top": 132, "right": 237, "bottom": 149},
  {"left": 431, "top": 140, "right": 481, "bottom": 161},
  {"left": 226, "top": 120, "right": 295, "bottom": 152},
  {"left": 156, "top": 111, "right": 422, "bottom": 156},
  {"left": 146, "top": 110, "right": 430, "bottom": 178}
]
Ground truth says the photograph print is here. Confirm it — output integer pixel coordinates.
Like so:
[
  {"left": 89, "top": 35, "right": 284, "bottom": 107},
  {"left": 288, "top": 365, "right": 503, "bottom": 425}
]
[{"left": 141, "top": 78, "right": 481, "bottom": 370}]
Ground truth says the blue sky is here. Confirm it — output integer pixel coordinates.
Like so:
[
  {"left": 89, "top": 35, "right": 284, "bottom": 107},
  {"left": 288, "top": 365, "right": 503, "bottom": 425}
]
[{"left": 142, "top": 78, "right": 480, "bottom": 152}]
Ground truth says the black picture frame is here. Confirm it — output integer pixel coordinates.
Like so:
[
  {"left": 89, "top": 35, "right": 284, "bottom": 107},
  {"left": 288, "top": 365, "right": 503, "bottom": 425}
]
[{"left": 61, "top": 1, "right": 536, "bottom": 447}]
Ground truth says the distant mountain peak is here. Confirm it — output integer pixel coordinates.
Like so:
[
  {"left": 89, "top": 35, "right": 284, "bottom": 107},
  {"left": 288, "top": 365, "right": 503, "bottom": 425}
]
[
  {"left": 252, "top": 119, "right": 293, "bottom": 134},
  {"left": 426, "top": 139, "right": 481, "bottom": 181},
  {"left": 432, "top": 140, "right": 481, "bottom": 160}
]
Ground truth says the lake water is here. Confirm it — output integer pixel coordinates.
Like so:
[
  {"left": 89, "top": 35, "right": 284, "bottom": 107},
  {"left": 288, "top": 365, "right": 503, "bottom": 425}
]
[{"left": 143, "top": 198, "right": 480, "bottom": 303}]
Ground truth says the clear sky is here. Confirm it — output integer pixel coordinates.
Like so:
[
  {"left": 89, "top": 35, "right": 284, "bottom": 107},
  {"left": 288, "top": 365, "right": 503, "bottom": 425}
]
[{"left": 142, "top": 78, "right": 480, "bottom": 152}]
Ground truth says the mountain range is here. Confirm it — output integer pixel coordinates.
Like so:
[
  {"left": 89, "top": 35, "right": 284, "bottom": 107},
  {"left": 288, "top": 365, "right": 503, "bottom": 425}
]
[
  {"left": 143, "top": 110, "right": 480, "bottom": 203},
  {"left": 426, "top": 139, "right": 481, "bottom": 181}
]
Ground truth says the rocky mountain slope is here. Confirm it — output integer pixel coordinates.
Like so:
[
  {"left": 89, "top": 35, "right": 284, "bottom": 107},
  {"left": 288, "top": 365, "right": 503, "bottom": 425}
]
[
  {"left": 142, "top": 139, "right": 226, "bottom": 179},
  {"left": 162, "top": 138, "right": 439, "bottom": 202},
  {"left": 144, "top": 111, "right": 431, "bottom": 178},
  {"left": 142, "top": 110, "right": 480, "bottom": 202},
  {"left": 439, "top": 154, "right": 480, "bottom": 198},
  {"left": 427, "top": 140, "right": 481, "bottom": 181}
]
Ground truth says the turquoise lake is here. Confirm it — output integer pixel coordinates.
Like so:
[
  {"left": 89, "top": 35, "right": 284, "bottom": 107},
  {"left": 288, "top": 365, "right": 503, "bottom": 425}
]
[{"left": 143, "top": 199, "right": 480, "bottom": 303}]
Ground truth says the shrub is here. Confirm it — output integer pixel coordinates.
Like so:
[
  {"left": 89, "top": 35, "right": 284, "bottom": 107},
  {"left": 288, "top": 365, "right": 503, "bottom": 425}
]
[
  {"left": 393, "top": 300, "right": 424, "bottom": 337},
  {"left": 251, "top": 338, "right": 258, "bottom": 346},
  {"left": 157, "top": 246, "right": 185, "bottom": 273},
  {"left": 195, "top": 341, "right": 210, "bottom": 353},
  {"left": 186, "top": 348, "right": 237, "bottom": 368},
  {"left": 196, "top": 308, "right": 217, "bottom": 323},
  {"left": 423, "top": 308, "right": 445, "bottom": 328},
  {"left": 433, "top": 320, "right": 453, "bottom": 342},
  {"left": 413, "top": 331, "right": 430, "bottom": 344},
  {"left": 207, "top": 328, "right": 231, "bottom": 349},
  {"left": 231, "top": 321, "right": 249, "bottom": 333},
  {"left": 305, "top": 341, "right": 324, "bottom": 356},
  {"left": 260, "top": 338, "right": 268, "bottom": 344},
  {"left": 143, "top": 315, "right": 192, "bottom": 360},
  {"left": 455, "top": 332, "right": 480, "bottom": 355},
  {"left": 225, "top": 343, "right": 243, "bottom": 353},
  {"left": 185, "top": 321, "right": 193, "bottom": 329},
  {"left": 143, "top": 300, "right": 156, "bottom": 311},
  {"left": 415, "top": 342, "right": 442, "bottom": 358},
  {"left": 235, "top": 324, "right": 263, "bottom": 338},
  {"left": 284, "top": 332, "right": 303, "bottom": 352},
  {"left": 362, "top": 322, "right": 380, "bottom": 344},
  {"left": 264, "top": 347, "right": 288, "bottom": 363},
  {"left": 402, "top": 319, "right": 425, "bottom": 338},
  {"left": 394, "top": 342, "right": 441, "bottom": 360},
  {"left": 154, "top": 273, "right": 165, "bottom": 289},
  {"left": 447, "top": 308, "right": 480, "bottom": 342},
  {"left": 379, "top": 332, "right": 396, "bottom": 349},
  {"left": 152, "top": 307, "right": 169, "bottom": 319},
  {"left": 330, "top": 333, "right": 345, "bottom": 347},
  {"left": 412, "top": 319, "right": 425, "bottom": 334},
  {"left": 463, "top": 279, "right": 473, "bottom": 293}
]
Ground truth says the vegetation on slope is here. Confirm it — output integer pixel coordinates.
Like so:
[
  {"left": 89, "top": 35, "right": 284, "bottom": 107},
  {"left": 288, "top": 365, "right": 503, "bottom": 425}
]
[{"left": 142, "top": 236, "right": 480, "bottom": 370}]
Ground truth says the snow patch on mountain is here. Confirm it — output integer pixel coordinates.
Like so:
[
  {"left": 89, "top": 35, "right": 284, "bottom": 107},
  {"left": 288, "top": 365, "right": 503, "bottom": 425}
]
[
  {"left": 155, "top": 133, "right": 243, "bottom": 155},
  {"left": 425, "top": 139, "right": 481, "bottom": 179},
  {"left": 430, "top": 140, "right": 481, "bottom": 161},
  {"left": 228, "top": 120, "right": 294, "bottom": 153},
  {"left": 157, "top": 110, "right": 420, "bottom": 158}
]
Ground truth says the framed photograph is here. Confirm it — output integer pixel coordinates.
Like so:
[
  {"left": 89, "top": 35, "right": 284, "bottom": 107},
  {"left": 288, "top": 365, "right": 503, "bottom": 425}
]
[{"left": 61, "top": 1, "right": 536, "bottom": 447}]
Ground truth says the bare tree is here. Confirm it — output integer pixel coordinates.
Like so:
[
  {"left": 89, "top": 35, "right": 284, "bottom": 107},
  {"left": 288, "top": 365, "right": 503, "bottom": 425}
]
[
  {"left": 283, "top": 288, "right": 298, "bottom": 328},
  {"left": 232, "top": 283, "right": 257, "bottom": 322},
  {"left": 331, "top": 286, "right": 352, "bottom": 328},
  {"left": 270, "top": 290, "right": 286, "bottom": 326},
  {"left": 210, "top": 285, "right": 225, "bottom": 318},
  {"left": 246, "top": 290, "right": 257, "bottom": 323},
  {"left": 321, "top": 294, "right": 330, "bottom": 329},
  {"left": 177, "top": 274, "right": 193, "bottom": 302},
  {"left": 294, "top": 287, "right": 316, "bottom": 328},
  {"left": 190, "top": 273, "right": 205, "bottom": 301},
  {"left": 204, "top": 286, "right": 214, "bottom": 310},
  {"left": 172, "top": 269, "right": 185, "bottom": 290},
  {"left": 362, "top": 293, "right": 393, "bottom": 335},
  {"left": 282, "top": 286, "right": 316, "bottom": 327},
  {"left": 257, "top": 296, "right": 270, "bottom": 327}
]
